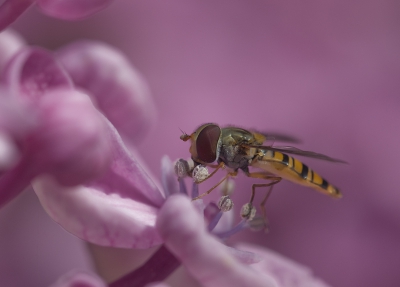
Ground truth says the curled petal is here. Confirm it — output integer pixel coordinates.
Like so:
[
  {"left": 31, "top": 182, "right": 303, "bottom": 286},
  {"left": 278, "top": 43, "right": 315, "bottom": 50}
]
[
  {"left": 0, "top": 89, "right": 111, "bottom": 207},
  {"left": 88, "top": 119, "right": 165, "bottom": 207},
  {"left": 57, "top": 41, "right": 156, "bottom": 144},
  {"left": 33, "top": 117, "right": 164, "bottom": 248},
  {"left": 0, "top": 91, "right": 32, "bottom": 205},
  {"left": 238, "top": 243, "right": 332, "bottom": 287},
  {"left": 33, "top": 175, "right": 162, "bottom": 249},
  {"left": 0, "top": 29, "right": 25, "bottom": 72},
  {"left": 0, "top": 87, "right": 33, "bottom": 143},
  {"left": 3, "top": 47, "right": 73, "bottom": 103},
  {"left": 37, "top": 0, "right": 113, "bottom": 20},
  {"left": 156, "top": 195, "right": 278, "bottom": 287},
  {"left": 0, "top": 0, "right": 35, "bottom": 32},
  {"left": 50, "top": 270, "right": 106, "bottom": 287},
  {"left": 0, "top": 131, "right": 19, "bottom": 171},
  {"left": 27, "top": 89, "right": 112, "bottom": 185}
]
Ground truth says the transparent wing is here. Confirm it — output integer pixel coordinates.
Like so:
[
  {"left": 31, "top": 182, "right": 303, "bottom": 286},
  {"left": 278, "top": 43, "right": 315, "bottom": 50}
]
[
  {"left": 257, "top": 132, "right": 301, "bottom": 144},
  {"left": 244, "top": 144, "right": 347, "bottom": 163}
]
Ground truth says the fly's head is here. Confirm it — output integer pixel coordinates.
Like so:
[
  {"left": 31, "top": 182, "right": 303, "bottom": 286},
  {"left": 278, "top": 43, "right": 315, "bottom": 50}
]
[{"left": 180, "top": 123, "right": 222, "bottom": 164}]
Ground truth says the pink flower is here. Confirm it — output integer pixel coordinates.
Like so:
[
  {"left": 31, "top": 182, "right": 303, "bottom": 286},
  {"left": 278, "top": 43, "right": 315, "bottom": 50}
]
[
  {"left": 119, "top": 190, "right": 331, "bottom": 287},
  {"left": 0, "top": 0, "right": 113, "bottom": 31},
  {"left": 89, "top": 158, "right": 331, "bottom": 287},
  {"left": 0, "top": 30, "right": 163, "bottom": 250}
]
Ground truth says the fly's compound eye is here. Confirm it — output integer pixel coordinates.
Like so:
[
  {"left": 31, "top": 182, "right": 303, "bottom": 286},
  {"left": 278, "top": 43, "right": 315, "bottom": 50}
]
[{"left": 195, "top": 124, "right": 221, "bottom": 163}]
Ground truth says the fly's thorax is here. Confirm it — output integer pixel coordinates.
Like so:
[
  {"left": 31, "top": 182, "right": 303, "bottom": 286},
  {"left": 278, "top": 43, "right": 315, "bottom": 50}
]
[
  {"left": 221, "top": 127, "right": 255, "bottom": 144},
  {"left": 218, "top": 128, "right": 258, "bottom": 170},
  {"left": 219, "top": 144, "right": 253, "bottom": 170},
  {"left": 220, "top": 144, "right": 239, "bottom": 163}
]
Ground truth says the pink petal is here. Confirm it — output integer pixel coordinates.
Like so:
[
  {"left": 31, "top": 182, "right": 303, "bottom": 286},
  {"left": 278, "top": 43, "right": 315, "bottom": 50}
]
[
  {"left": 37, "top": 0, "right": 113, "bottom": 20},
  {"left": 0, "top": 90, "right": 33, "bottom": 204},
  {"left": 88, "top": 119, "right": 165, "bottom": 207},
  {"left": 0, "top": 0, "right": 35, "bottom": 32},
  {"left": 3, "top": 47, "right": 73, "bottom": 103},
  {"left": 50, "top": 270, "right": 106, "bottom": 287},
  {"left": 26, "top": 89, "right": 112, "bottom": 186},
  {"left": 237, "top": 243, "right": 331, "bottom": 287},
  {"left": 212, "top": 209, "right": 234, "bottom": 233},
  {"left": 0, "top": 29, "right": 25, "bottom": 72},
  {"left": 57, "top": 41, "right": 156, "bottom": 144},
  {"left": 0, "top": 87, "right": 33, "bottom": 143},
  {"left": 156, "top": 195, "right": 278, "bottom": 287},
  {"left": 225, "top": 246, "right": 262, "bottom": 265},
  {"left": 0, "top": 89, "right": 111, "bottom": 207},
  {"left": 0, "top": 131, "right": 19, "bottom": 171},
  {"left": 33, "top": 175, "right": 162, "bottom": 249},
  {"left": 32, "top": 116, "right": 164, "bottom": 248}
]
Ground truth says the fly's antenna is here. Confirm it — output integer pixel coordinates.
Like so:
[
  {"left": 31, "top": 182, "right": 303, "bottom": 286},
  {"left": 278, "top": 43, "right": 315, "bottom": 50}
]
[{"left": 179, "top": 127, "right": 191, "bottom": 141}]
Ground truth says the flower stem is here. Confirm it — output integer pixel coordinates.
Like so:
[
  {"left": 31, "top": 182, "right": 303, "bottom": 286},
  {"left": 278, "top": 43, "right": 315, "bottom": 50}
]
[{"left": 109, "top": 245, "right": 180, "bottom": 287}]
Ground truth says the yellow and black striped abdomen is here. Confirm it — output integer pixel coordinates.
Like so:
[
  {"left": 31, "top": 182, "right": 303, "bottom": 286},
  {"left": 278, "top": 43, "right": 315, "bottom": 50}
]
[{"left": 252, "top": 150, "right": 342, "bottom": 198}]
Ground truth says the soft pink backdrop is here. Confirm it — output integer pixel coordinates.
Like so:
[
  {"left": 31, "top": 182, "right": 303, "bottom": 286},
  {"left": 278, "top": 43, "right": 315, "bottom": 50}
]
[{"left": 1, "top": 1, "right": 399, "bottom": 286}]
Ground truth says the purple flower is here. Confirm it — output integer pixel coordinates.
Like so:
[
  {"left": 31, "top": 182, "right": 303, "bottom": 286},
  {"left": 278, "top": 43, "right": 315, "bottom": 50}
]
[
  {"left": 0, "top": 30, "right": 334, "bottom": 287},
  {"left": 99, "top": 163, "right": 331, "bottom": 286},
  {"left": 0, "top": 0, "right": 113, "bottom": 31},
  {"left": 87, "top": 157, "right": 331, "bottom": 287},
  {"left": 0, "top": 30, "right": 163, "bottom": 250},
  {"left": 56, "top": 41, "right": 156, "bottom": 146},
  {"left": 156, "top": 194, "right": 331, "bottom": 287}
]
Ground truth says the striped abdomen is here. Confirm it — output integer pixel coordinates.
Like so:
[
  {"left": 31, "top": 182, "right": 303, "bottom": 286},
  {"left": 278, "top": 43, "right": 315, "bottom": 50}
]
[{"left": 252, "top": 150, "right": 341, "bottom": 198}]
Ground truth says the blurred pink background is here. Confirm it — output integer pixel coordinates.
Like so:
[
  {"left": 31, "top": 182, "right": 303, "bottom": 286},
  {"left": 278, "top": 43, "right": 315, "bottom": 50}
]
[{"left": 1, "top": 0, "right": 400, "bottom": 286}]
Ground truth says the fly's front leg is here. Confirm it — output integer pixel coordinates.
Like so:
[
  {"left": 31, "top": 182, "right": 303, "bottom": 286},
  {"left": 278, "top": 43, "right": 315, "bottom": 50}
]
[
  {"left": 194, "top": 161, "right": 225, "bottom": 184},
  {"left": 192, "top": 170, "right": 238, "bottom": 201}
]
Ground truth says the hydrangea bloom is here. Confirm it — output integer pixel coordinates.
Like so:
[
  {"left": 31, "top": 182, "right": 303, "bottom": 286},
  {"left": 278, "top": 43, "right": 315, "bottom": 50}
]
[{"left": 0, "top": 0, "right": 114, "bottom": 31}]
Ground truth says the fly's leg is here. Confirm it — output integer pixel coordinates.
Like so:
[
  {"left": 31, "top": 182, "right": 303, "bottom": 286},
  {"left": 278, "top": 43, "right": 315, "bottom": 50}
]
[
  {"left": 192, "top": 170, "right": 238, "bottom": 201},
  {"left": 244, "top": 171, "right": 282, "bottom": 230},
  {"left": 195, "top": 161, "right": 225, "bottom": 184}
]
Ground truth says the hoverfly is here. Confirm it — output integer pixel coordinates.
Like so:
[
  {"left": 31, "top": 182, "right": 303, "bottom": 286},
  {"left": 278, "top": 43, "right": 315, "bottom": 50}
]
[{"left": 179, "top": 123, "right": 344, "bottom": 221}]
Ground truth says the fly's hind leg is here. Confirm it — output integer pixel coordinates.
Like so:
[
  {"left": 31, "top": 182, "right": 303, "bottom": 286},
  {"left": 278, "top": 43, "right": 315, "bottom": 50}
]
[{"left": 244, "top": 171, "right": 282, "bottom": 230}]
